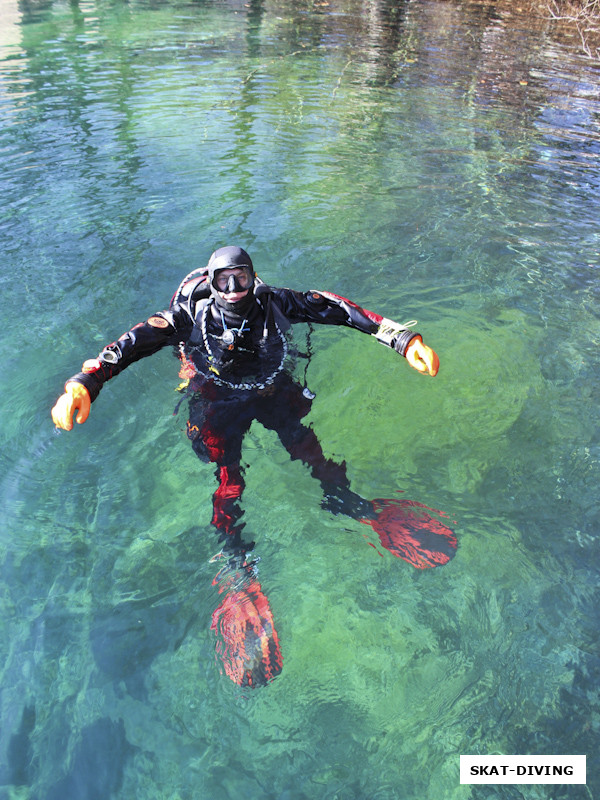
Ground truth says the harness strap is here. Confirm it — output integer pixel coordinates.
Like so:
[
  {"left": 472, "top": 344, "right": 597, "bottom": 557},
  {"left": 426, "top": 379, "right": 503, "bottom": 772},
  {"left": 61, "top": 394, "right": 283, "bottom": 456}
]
[{"left": 197, "top": 298, "right": 289, "bottom": 391}]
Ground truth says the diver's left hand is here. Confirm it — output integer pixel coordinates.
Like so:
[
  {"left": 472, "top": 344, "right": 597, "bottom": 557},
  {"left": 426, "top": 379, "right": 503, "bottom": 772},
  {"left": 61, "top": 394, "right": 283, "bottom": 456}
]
[{"left": 405, "top": 337, "right": 439, "bottom": 377}]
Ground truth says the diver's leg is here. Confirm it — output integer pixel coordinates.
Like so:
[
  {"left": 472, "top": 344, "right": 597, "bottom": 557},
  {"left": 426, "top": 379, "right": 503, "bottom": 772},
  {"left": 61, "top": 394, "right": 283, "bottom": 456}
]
[
  {"left": 256, "top": 378, "right": 375, "bottom": 519},
  {"left": 187, "top": 395, "right": 253, "bottom": 555},
  {"left": 257, "top": 380, "right": 457, "bottom": 569},
  {"left": 188, "top": 393, "right": 282, "bottom": 687}
]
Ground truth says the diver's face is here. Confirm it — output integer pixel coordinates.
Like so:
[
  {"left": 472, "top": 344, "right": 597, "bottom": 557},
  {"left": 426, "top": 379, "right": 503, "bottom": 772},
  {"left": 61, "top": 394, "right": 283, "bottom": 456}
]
[{"left": 213, "top": 267, "right": 253, "bottom": 302}]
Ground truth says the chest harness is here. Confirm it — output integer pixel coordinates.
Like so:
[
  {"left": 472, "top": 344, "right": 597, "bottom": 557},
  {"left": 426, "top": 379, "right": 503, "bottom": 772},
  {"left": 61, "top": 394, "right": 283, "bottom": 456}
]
[{"left": 193, "top": 297, "right": 289, "bottom": 392}]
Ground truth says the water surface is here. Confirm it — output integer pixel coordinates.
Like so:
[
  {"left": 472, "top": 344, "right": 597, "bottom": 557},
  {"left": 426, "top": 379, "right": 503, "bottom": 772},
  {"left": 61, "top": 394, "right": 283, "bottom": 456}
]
[{"left": 1, "top": 0, "right": 599, "bottom": 798}]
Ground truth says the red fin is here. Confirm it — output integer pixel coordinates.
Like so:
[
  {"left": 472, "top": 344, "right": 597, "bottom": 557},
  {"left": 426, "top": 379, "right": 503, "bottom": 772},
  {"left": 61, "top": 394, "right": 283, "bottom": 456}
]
[
  {"left": 211, "top": 580, "right": 282, "bottom": 687},
  {"left": 361, "top": 498, "right": 457, "bottom": 569}
]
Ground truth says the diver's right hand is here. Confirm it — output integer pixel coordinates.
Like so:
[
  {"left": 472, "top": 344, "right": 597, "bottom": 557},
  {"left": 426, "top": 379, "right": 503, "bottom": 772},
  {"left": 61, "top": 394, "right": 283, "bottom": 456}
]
[{"left": 51, "top": 382, "right": 91, "bottom": 431}]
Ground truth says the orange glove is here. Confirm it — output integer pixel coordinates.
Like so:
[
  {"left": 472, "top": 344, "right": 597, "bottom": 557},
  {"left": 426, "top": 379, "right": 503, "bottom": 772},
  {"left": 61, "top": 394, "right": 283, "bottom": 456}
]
[
  {"left": 51, "top": 382, "right": 91, "bottom": 430},
  {"left": 405, "top": 337, "right": 439, "bottom": 377}
]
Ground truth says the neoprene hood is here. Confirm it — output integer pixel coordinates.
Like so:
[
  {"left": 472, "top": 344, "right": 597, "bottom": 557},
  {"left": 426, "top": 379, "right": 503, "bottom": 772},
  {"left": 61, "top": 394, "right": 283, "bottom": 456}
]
[
  {"left": 208, "top": 246, "right": 254, "bottom": 278},
  {"left": 207, "top": 245, "right": 256, "bottom": 314}
]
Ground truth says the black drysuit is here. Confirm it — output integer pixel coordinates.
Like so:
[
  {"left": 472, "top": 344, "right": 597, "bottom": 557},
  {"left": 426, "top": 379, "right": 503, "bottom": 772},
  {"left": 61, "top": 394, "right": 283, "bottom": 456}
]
[{"left": 68, "top": 277, "right": 418, "bottom": 557}]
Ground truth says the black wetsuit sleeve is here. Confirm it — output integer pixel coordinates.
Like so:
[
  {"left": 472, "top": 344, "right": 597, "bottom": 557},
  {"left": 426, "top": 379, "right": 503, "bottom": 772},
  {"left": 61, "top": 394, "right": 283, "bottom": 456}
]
[
  {"left": 66, "top": 304, "right": 193, "bottom": 402},
  {"left": 268, "top": 287, "right": 420, "bottom": 355},
  {"left": 269, "top": 287, "right": 379, "bottom": 333}
]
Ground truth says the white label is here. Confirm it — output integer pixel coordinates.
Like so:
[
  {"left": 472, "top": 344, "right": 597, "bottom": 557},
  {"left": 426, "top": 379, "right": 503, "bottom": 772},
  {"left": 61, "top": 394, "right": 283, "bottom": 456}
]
[{"left": 460, "top": 755, "right": 586, "bottom": 784}]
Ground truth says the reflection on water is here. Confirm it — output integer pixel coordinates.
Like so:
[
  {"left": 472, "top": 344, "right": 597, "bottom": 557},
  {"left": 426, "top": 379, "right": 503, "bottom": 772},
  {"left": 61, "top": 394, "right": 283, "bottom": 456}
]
[{"left": 1, "top": 0, "right": 599, "bottom": 797}]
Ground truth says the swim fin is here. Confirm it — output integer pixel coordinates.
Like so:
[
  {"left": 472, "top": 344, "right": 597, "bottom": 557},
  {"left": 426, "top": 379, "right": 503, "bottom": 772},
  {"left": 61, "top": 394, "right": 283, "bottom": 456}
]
[
  {"left": 211, "top": 578, "right": 282, "bottom": 687},
  {"left": 361, "top": 497, "right": 457, "bottom": 569}
]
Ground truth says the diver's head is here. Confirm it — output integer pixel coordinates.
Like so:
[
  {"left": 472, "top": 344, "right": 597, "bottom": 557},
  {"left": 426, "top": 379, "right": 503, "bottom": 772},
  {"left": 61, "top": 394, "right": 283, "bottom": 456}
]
[{"left": 208, "top": 246, "right": 255, "bottom": 308}]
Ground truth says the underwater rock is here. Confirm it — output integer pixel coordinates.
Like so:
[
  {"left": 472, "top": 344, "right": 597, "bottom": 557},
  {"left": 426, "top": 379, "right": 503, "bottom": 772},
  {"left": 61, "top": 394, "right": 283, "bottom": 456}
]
[
  {"left": 4, "top": 704, "right": 36, "bottom": 786},
  {"left": 45, "top": 717, "right": 135, "bottom": 800}
]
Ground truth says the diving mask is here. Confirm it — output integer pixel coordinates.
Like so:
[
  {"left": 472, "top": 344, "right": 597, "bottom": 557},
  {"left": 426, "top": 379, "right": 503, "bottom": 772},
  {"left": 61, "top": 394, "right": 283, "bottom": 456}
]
[{"left": 212, "top": 267, "right": 254, "bottom": 294}]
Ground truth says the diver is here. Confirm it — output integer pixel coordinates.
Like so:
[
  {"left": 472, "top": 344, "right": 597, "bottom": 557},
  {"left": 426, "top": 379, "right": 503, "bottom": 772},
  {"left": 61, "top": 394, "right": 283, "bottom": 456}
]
[{"left": 52, "top": 245, "right": 455, "bottom": 687}]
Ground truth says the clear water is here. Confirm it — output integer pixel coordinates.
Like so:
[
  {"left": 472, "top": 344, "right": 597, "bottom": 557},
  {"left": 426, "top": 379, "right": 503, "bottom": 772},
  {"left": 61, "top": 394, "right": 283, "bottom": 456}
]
[{"left": 1, "top": 0, "right": 599, "bottom": 797}]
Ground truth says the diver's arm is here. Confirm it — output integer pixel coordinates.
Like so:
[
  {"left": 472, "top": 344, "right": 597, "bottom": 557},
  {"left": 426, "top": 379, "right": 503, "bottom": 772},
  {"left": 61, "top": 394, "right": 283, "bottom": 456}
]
[
  {"left": 66, "top": 309, "right": 187, "bottom": 401},
  {"left": 52, "top": 306, "right": 192, "bottom": 430},
  {"left": 271, "top": 287, "right": 439, "bottom": 376}
]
